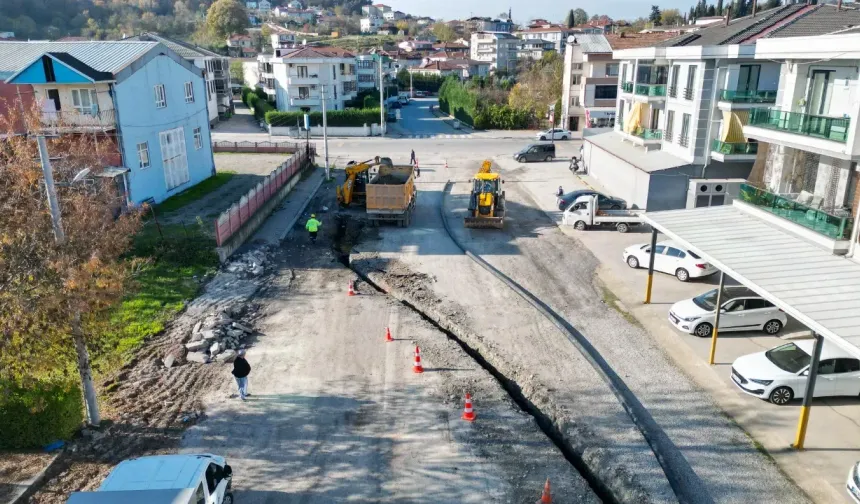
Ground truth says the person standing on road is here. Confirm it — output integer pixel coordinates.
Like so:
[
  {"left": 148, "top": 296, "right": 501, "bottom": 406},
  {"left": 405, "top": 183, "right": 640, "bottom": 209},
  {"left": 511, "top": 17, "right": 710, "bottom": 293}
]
[
  {"left": 232, "top": 349, "right": 251, "bottom": 400},
  {"left": 410, "top": 149, "right": 416, "bottom": 165},
  {"left": 306, "top": 214, "right": 321, "bottom": 243}
]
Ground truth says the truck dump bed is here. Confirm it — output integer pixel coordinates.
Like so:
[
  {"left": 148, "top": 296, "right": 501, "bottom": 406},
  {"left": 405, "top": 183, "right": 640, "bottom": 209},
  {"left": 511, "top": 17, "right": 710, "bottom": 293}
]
[{"left": 366, "top": 165, "right": 415, "bottom": 211}]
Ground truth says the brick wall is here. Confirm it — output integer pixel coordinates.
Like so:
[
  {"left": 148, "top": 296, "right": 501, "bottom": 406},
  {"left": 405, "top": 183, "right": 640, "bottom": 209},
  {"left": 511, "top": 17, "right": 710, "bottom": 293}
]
[{"left": 0, "top": 83, "right": 34, "bottom": 134}]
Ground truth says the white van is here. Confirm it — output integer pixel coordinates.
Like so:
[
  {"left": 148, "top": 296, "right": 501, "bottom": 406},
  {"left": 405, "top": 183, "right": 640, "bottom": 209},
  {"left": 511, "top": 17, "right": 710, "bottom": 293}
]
[{"left": 66, "top": 454, "right": 233, "bottom": 504}]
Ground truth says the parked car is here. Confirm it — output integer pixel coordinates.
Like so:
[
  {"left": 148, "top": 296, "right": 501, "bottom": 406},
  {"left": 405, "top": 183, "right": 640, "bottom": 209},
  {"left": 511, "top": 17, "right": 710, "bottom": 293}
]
[
  {"left": 668, "top": 286, "right": 787, "bottom": 337},
  {"left": 386, "top": 110, "right": 397, "bottom": 122},
  {"left": 414, "top": 90, "right": 427, "bottom": 98},
  {"left": 623, "top": 240, "right": 718, "bottom": 282},
  {"left": 514, "top": 143, "right": 556, "bottom": 163},
  {"left": 847, "top": 462, "right": 860, "bottom": 503},
  {"left": 537, "top": 128, "right": 573, "bottom": 141},
  {"left": 67, "top": 454, "right": 233, "bottom": 504},
  {"left": 390, "top": 101, "right": 402, "bottom": 109},
  {"left": 731, "top": 340, "right": 860, "bottom": 405},
  {"left": 557, "top": 190, "right": 626, "bottom": 211}
]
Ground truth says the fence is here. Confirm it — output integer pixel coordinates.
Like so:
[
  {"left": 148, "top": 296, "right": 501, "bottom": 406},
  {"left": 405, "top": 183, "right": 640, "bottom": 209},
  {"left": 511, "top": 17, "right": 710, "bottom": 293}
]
[
  {"left": 214, "top": 148, "right": 315, "bottom": 247},
  {"left": 212, "top": 140, "right": 306, "bottom": 154}
]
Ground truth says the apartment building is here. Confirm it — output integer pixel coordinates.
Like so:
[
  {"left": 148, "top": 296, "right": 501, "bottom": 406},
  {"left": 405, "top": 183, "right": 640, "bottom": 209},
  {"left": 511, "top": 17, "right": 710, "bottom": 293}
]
[
  {"left": 581, "top": 3, "right": 855, "bottom": 212},
  {"left": 465, "top": 17, "right": 515, "bottom": 33},
  {"left": 383, "top": 10, "right": 405, "bottom": 21},
  {"left": 517, "top": 39, "right": 554, "bottom": 60},
  {"left": 361, "top": 17, "right": 384, "bottom": 33},
  {"left": 470, "top": 32, "right": 519, "bottom": 72},
  {"left": 515, "top": 24, "right": 572, "bottom": 52},
  {"left": 356, "top": 54, "right": 378, "bottom": 91},
  {"left": 258, "top": 46, "right": 357, "bottom": 112},
  {"left": 126, "top": 33, "right": 232, "bottom": 126},
  {"left": 0, "top": 41, "right": 215, "bottom": 204}
]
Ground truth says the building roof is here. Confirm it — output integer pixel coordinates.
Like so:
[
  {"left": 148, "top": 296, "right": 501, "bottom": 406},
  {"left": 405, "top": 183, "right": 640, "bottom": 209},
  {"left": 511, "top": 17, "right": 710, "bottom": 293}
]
[
  {"left": 124, "top": 32, "right": 221, "bottom": 59},
  {"left": 0, "top": 41, "right": 158, "bottom": 80},
  {"left": 643, "top": 203, "right": 860, "bottom": 359},
  {"left": 764, "top": 4, "right": 860, "bottom": 39},
  {"left": 433, "top": 42, "right": 468, "bottom": 49},
  {"left": 518, "top": 25, "right": 569, "bottom": 33},
  {"left": 48, "top": 52, "right": 114, "bottom": 81},
  {"left": 605, "top": 32, "right": 676, "bottom": 50},
  {"left": 570, "top": 34, "right": 612, "bottom": 53},
  {"left": 584, "top": 130, "right": 688, "bottom": 174},
  {"left": 656, "top": 3, "right": 807, "bottom": 46},
  {"left": 280, "top": 46, "right": 354, "bottom": 59}
]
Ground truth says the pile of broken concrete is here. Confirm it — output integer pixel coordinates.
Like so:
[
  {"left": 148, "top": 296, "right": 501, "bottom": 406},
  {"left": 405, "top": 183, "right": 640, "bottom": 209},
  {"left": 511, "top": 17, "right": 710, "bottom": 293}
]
[{"left": 181, "top": 304, "right": 257, "bottom": 365}]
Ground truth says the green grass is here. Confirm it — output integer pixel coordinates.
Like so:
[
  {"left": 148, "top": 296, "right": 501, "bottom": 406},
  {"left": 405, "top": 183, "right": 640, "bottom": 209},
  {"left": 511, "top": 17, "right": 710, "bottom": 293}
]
[
  {"left": 154, "top": 171, "right": 236, "bottom": 214},
  {"left": 597, "top": 281, "right": 641, "bottom": 327}
]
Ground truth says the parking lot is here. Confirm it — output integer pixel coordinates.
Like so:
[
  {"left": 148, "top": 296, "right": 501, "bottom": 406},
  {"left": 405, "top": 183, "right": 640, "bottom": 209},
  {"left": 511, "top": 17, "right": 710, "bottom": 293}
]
[{"left": 495, "top": 149, "right": 860, "bottom": 503}]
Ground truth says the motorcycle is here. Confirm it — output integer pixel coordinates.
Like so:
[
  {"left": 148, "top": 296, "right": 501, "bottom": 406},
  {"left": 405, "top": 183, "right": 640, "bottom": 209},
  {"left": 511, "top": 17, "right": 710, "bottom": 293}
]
[{"left": 569, "top": 156, "right": 586, "bottom": 174}]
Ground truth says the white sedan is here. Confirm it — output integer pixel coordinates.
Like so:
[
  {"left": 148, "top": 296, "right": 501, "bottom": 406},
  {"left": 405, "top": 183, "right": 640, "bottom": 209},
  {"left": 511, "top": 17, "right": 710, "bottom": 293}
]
[
  {"left": 536, "top": 128, "right": 572, "bottom": 141},
  {"left": 731, "top": 340, "right": 860, "bottom": 405},
  {"left": 623, "top": 240, "right": 718, "bottom": 282},
  {"left": 668, "top": 286, "right": 787, "bottom": 337},
  {"left": 847, "top": 462, "right": 860, "bottom": 503}
]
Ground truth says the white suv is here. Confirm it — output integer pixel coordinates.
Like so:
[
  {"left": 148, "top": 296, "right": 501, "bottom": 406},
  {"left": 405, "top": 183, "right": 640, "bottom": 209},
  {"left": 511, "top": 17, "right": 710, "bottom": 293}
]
[{"left": 668, "top": 286, "right": 787, "bottom": 338}]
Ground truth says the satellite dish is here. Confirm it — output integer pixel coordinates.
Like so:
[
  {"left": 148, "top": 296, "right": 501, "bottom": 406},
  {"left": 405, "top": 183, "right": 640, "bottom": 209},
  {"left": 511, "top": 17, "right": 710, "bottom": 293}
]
[{"left": 71, "top": 168, "right": 91, "bottom": 184}]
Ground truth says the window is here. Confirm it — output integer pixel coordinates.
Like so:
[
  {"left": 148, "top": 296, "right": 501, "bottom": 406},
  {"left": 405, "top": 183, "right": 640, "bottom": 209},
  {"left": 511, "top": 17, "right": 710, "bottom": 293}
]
[
  {"left": 71, "top": 89, "right": 98, "bottom": 114},
  {"left": 42, "top": 56, "right": 56, "bottom": 82},
  {"left": 159, "top": 127, "right": 190, "bottom": 190},
  {"left": 669, "top": 65, "right": 679, "bottom": 97},
  {"left": 679, "top": 113, "right": 691, "bottom": 147},
  {"left": 570, "top": 96, "right": 580, "bottom": 107},
  {"left": 744, "top": 299, "right": 768, "bottom": 310},
  {"left": 297, "top": 65, "right": 308, "bottom": 78},
  {"left": 665, "top": 110, "right": 675, "bottom": 142},
  {"left": 193, "top": 127, "right": 202, "bottom": 150},
  {"left": 737, "top": 65, "right": 761, "bottom": 93},
  {"left": 652, "top": 245, "right": 666, "bottom": 254},
  {"left": 836, "top": 359, "right": 860, "bottom": 373},
  {"left": 605, "top": 63, "right": 619, "bottom": 77},
  {"left": 137, "top": 142, "right": 150, "bottom": 169},
  {"left": 571, "top": 63, "right": 583, "bottom": 71},
  {"left": 594, "top": 85, "right": 617, "bottom": 100},
  {"left": 332, "top": 65, "right": 336, "bottom": 79},
  {"left": 723, "top": 300, "right": 744, "bottom": 312},
  {"left": 195, "top": 483, "right": 206, "bottom": 504},
  {"left": 620, "top": 64, "right": 627, "bottom": 84},
  {"left": 571, "top": 75, "right": 581, "bottom": 85},
  {"left": 343, "top": 81, "right": 357, "bottom": 93},
  {"left": 184, "top": 82, "right": 194, "bottom": 103},
  {"left": 684, "top": 66, "right": 696, "bottom": 100},
  {"left": 154, "top": 84, "right": 167, "bottom": 108},
  {"left": 298, "top": 86, "right": 309, "bottom": 99},
  {"left": 818, "top": 359, "right": 837, "bottom": 375},
  {"left": 665, "top": 247, "right": 684, "bottom": 258}
]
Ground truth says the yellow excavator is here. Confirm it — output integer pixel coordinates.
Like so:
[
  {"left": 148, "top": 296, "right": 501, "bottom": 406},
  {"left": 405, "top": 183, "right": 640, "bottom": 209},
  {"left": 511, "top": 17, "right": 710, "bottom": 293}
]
[
  {"left": 336, "top": 156, "right": 393, "bottom": 207},
  {"left": 464, "top": 160, "right": 505, "bottom": 229}
]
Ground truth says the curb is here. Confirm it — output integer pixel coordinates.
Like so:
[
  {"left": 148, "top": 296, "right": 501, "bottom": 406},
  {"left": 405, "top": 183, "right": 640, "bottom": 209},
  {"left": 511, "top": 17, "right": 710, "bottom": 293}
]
[
  {"left": 278, "top": 172, "right": 326, "bottom": 242},
  {"left": 8, "top": 451, "right": 63, "bottom": 504}
]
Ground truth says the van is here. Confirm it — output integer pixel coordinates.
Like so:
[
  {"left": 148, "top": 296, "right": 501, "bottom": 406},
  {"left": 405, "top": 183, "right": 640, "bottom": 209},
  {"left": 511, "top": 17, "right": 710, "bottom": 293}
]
[
  {"left": 67, "top": 454, "right": 234, "bottom": 504},
  {"left": 514, "top": 143, "right": 556, "bottom": 163}
]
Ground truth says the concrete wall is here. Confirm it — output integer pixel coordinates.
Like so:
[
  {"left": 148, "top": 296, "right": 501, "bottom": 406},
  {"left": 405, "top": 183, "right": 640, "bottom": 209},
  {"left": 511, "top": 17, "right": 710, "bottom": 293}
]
[
  {"left": 268, "top": 124, "right": 379, "bottom": 137},
  {"left": 116, "top": 54, "right": 215, "bottom": 204},
  {"left": 583, "top": 141, "right": 651, "bottom": 209}
]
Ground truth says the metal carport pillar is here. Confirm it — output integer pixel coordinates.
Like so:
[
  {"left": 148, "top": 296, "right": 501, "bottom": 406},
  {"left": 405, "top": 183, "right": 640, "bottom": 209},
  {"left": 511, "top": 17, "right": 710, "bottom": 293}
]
[
  {"left": 644, "top": 228, "right": 657, "bottom": 304},
  {"left": 708, "top": 272, "right": 725, "bottom": 365},
  {"left": 792, "top": 333, "right": 823, "bottom": 450}
]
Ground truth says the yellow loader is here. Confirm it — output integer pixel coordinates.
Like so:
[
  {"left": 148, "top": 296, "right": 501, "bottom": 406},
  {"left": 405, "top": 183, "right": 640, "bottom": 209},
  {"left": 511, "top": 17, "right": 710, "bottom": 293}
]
[{"left": 464, "top": 160, "right": 505, "bottom": 229}]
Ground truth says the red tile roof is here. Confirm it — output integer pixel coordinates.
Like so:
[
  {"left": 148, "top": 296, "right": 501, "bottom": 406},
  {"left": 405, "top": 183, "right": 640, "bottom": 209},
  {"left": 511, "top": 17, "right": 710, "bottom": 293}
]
[
  {"left": 605, "top": 32, "right": 676, "bottom": 50},
  {"left": 281, "top": 46, "right": 355, "bottom": 59}
]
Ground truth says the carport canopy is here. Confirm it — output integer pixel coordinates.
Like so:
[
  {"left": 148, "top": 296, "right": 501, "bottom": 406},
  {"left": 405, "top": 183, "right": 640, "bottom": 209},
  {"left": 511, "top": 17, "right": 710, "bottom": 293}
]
[{"left": 642, "top": 204, "right": 860, "bottom": 359}]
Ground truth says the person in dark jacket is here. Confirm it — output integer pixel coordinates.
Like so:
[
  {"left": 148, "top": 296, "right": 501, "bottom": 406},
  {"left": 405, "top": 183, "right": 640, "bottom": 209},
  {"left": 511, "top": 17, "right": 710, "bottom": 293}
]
[{"left": 232, "top": 349, "right": 251, "bottom": 400}]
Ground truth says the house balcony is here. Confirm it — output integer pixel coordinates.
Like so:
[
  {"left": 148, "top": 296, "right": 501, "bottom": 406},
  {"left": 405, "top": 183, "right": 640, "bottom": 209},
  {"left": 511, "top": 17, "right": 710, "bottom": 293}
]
[
  {"left": 39, "top": 109, "right": 117, "bottom": 132},
  {"left": 735, "top": 182, "right": 855, "bottom": 254},
  {"left": 710, "top": 139, "right": 758, "bottom": 162},
  {"left": 717, "top": 89, "right": 777, "bottom": 111},
  {"left": 287, "top": 75, "right": 319, "bottom": 85},
  {"left": 290, "top": 96, "right": 321, "bottom": 107},
  {"left": 632, "top": 83, "right": 666, "bottom": 103},
  {"left": 620, "top": 81, "right": 634, "bottom": 94},
  {"left": 622, "top": 127, "right": 662, "bottom": 148},
  {"left": 745, "top": 108, "right": 852, "bottom": 157}
]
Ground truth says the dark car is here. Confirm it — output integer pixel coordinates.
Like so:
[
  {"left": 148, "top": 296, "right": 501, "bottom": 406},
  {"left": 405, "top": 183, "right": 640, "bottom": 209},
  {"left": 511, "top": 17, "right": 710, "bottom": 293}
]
[
  {"left": 514, "top": 143, "right": 556, "bottom": 163},
  {"left": 557, "top": 190, "right": 627, "bottom": 211},
  {"left": 390, "top": 101, "right": 402, "bottom": 109}
]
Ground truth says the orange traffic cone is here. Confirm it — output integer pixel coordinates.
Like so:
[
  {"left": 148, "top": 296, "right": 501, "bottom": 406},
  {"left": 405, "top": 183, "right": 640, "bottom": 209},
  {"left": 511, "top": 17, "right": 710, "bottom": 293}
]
[
  {"left": 385, "top": 327, "right": 394, "bottom": 342},
  {"left": 537, "top": 478, "right": 551, "bottom": 504},
  {"left": 444, "top": 159, "right": 448, "bottom": 170},
  {"left": 462, "top": 393, "right": 476, "bottom": 422},
  {"left": 413, "top": 346, "right": 424, "bottom": 373},
  {"left": 347, "top": 280, "right": 356, "bottom": 296}
]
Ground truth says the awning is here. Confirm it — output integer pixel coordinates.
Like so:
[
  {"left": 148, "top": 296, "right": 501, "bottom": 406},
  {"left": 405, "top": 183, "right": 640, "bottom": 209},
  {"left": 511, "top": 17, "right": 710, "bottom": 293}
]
[
  {"left": 720, "top": 111, "right": 748, "bottom": 143},
  {"left": 586, "top": 110, "right": 616, "bottom": 120},
  {"left": 623, "top": 102, "right": 644, "bottom": 134},
  {"left": 643, "top": 203, "right": 860, "bottom": 358}
]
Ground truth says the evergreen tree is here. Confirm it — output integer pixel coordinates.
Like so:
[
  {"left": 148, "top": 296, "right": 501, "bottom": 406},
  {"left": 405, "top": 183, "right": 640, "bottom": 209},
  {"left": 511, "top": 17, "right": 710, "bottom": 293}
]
[
  {"left": 565, "top": 9, "right": 576, "bottom": 28},
  {"left": 649, "top": 5, "right": 662, "bottom": 25},
  {"left": 707, "top": 5, "right": 716, "bottom": 16},
  {"left": 689, "top": 6, "right": 696, "bottom": 22},
  {"left": 717, "top": 0, "right": 724, "bottom": 15}
]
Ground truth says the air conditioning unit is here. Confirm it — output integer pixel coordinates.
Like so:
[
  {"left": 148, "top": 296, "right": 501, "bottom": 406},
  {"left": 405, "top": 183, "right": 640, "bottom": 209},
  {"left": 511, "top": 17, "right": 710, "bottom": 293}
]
[{"left": 686, "top": 179, "right": 746, "bottom": 209}]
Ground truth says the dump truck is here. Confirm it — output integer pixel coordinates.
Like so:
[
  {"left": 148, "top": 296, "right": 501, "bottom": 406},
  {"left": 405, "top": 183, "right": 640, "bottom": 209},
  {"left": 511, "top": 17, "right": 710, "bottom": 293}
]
[
  {"left": 562, "top": 194, "right": 643, "bottom": 233},
  {"left": 366, "top": 163, "right": 417, "bottom": 227}
]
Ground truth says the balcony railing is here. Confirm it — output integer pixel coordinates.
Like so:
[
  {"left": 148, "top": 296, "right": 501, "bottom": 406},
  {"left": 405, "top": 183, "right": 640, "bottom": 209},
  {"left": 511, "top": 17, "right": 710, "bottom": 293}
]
[
  {"left": 679, "top": 136, "right": 690, "bottom": 147},
  {"left": 749, "top": 108, "right": 850, "bottom": 143},
  {"left": 668, "top": 85, "right": 678, "bottom": 98},
  {"left": 738, "top": 183, "right": 854, "bottom": 240},
  {"left": 718, "top": 89, "right": 777, "bottom": 104},
  {"left": 632, "top": 128, "right": 663, "bottom": 140},
  {"left": 711, "top": 139, "right": 758, "bottom": 155},
  {"left": 620, "top": 81, "right": 634, "bottom": 93},
  {"left": 40, "top": 109, "right": 117, "bottom": 131},
  {"left": 635, "top": 84, "right": 666, "bottom": 97},
  {"left": 683, "top": 87, "right": 693, "bottom": 100}
]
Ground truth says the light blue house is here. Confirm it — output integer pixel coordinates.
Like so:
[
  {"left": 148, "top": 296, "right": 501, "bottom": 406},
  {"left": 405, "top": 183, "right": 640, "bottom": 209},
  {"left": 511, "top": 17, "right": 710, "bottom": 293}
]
[{"left": 0, "top": 41, "right": 216, "bottom": 204}]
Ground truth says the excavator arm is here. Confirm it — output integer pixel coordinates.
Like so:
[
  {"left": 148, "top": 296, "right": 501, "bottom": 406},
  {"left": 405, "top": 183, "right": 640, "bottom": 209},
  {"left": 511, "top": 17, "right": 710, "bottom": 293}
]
[{"left": 336, "top": 157, "right": 381, "bottom": 206}]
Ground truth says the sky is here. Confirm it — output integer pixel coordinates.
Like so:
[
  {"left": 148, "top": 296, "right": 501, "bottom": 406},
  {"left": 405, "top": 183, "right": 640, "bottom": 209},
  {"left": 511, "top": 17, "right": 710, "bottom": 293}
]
[{"left": 381, "top": 0, "right": 700, "bottom": 24}]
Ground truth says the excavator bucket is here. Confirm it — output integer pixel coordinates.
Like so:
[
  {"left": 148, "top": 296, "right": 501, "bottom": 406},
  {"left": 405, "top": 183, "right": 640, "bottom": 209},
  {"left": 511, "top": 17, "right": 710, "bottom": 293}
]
[{"left": 464, "top": 211, "right": 504, "bottom": 229}]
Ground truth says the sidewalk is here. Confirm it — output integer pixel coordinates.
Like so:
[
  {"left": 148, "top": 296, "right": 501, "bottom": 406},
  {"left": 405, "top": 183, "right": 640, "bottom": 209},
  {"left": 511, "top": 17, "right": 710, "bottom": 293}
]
[{"left": 251, "top": 167, "right": 326, "bottom": 246}]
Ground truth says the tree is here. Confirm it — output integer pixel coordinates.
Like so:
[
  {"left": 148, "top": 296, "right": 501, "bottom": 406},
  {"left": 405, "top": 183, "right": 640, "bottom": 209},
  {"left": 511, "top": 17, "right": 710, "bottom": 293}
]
[
  {"left": 565, "top": 9, "right": 575, "bottom": 28},
  {"left": 763, "top": 0, "right": 781, "bottom": 9},
  {"left": 717, "top": 0, "right": 724, "bottom": 15},
  {"left": 395, "top": 20, "right": 409, "bottom": 33},
  {"left": 431, "top": 22, "right": 456, "bottom": 42},
  {"left": 649, "top": 5, "right": 662, "bottom": 26},
  {"left": 396, "top": 67, "right": 410, "bottom": 89},
  {"left": 688, "top": 7, "right": 696, "bottom": 22},
  {"left": 261, "top": 23, "right": 272, "bottom": 41},
  {"left": 230, "top": 60, "right": 244, "bottom": 84},
  {"left": 205, "top": 0, "right": 249, "bottom": 40},
  {"left": 573, "top": 8, "right": 588, "bottom": 26},
  {"left": 661, "top": 8, "right": 683, "bottom": 26},
  {"left": 706, "top": 5, "right": 716, "bottom": 16},
  {"left": 0, "top": 108, "right": 143, "bottom": 425}
]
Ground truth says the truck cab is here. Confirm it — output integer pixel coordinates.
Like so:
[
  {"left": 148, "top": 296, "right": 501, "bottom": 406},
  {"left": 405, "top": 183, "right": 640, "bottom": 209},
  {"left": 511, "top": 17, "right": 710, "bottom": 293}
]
[
  {"left": 67, "top": 454, "right": 233, "bottom": 504},
  {"left": 562, "top": 194, "right": 642, "bottom": 233}
]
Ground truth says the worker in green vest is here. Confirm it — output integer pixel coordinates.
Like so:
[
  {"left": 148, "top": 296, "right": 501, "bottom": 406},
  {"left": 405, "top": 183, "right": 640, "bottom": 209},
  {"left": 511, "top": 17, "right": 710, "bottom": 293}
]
[{"left": 305, "top": 214, "right": 321, "bottom": 243}]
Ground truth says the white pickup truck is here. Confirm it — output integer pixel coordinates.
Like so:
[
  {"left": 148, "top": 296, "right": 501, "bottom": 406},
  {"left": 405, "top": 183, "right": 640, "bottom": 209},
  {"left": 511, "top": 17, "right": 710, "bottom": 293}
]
[{"left": 562, "top": 194, "right": 644, "bottom": 233}]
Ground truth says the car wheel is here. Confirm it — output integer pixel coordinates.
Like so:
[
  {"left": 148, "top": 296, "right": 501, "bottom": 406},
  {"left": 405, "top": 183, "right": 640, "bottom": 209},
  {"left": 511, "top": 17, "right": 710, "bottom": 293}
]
[
  {"left": 763, "top": 319, "right": 783, "bottom": 335},
  {"left": 223, "top": 493, "right": 234, "bottom": 504},
  {"left": 545, "top": 155, "right": 553, "bottom": 162},
  {"left": 769, "top": 386, "right": 793, "bottom": 405},
  {"left": 540, "top": 136, "right": 546, "bottom": 140},
  {"left": 693, "top": 322, "right": 713, "bottom": 338},
  {"left": 626, "top": 255, "right": 639, "bottom": 268},
  {"left": 517, "top": 156, "right": 526, "bottom": 163},
  {"left": 562, "top": 135, "right": 570, "bottom": 140},
  {"left": 610, "top": 204, "right": 622, "bottom": 210},
  {"left": 675, "top": 268, "right": 690, "bottom": 282},
  {"left": 617, "top": 222, "right": 630, "bottom": 233},
  {"left": 573, "top": 220, "right": 587, "bottom": 231}
]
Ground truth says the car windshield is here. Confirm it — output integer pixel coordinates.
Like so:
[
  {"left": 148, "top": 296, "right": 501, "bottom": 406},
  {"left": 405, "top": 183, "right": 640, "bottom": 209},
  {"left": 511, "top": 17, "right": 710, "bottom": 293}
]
[
  {"left": 692, "top": 289, "right": 720, "bottom": 311},
  {"left": 765, "top": 343, "right": 811, "bottom": 373}
]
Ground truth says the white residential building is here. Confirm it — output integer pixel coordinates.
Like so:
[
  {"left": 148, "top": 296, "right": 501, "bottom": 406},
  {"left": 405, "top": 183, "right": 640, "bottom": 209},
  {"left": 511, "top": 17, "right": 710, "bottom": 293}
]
[
  {"left": 517, "top": 39, "right": 554, "bottom": 60},
  {"left": 356, "top": 54, "right": 379, "bottom": 91},
  {"left": 515, "top": 25, "right": 572, "bottom": 52},
  {"left": 470, "top": 32, "right": 519, "bottom": 72},
  {"left": 383, "top": 10, "right": 405, "bottom": 21},
  {"left": 258, "top": 46, "right": 358, "bottom": 112},
  {"left": 361, "top": 17, "right": 384, "bottom": 34}
]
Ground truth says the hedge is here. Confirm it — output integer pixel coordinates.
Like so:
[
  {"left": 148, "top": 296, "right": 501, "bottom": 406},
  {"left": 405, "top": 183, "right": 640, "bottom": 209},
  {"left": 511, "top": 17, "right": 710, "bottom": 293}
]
[
  {"left": 438, "top": 78, "right": 479, "bottom": 127},
  {"left": 0, "top": 378, "right": 82, "bottom": 449},
  {"left": 241, "top": 86, "right": 254, "bottom": 107},
  {"left": 474, "top": 104, "right": 532, "bottom": 130},
  {"left": 245, "top": 93, "right": 275, "bottom": 121},
  {"left": 266, "top": 108, "right": 382, "bottom": 127}
]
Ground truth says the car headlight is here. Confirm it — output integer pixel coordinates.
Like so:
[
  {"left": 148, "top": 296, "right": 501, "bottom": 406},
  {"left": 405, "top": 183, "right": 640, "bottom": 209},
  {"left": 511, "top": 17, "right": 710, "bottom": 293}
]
[
  {"left": 681, "top": 316, "right": 699, "bottom": 322},
  {"left": 749, "top": 378, "right": 773, "bottom": 386}
]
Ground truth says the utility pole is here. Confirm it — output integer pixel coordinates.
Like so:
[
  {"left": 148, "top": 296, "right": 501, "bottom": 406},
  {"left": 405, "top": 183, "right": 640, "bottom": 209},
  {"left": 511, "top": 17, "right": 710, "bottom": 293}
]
[
  {"left": 378, "top": 52, "right": 385, "bottom": 135},
  {"left": 36, "top": 135, "right": 100, "bottom": 427},
  {"left": 410, "top": 70, "right": 413, "bottom": 98},
  {"left": 321, "top": 84, "right": 330, "bottom": 180}
]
